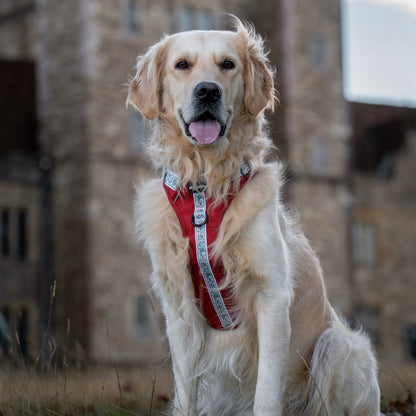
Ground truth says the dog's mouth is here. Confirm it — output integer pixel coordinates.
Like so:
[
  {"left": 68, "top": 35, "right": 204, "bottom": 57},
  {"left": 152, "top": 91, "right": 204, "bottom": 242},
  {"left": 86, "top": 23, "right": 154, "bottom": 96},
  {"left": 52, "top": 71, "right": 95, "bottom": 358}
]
[{"left": 184, "top": 112, "right": 226, "bottom": 145}]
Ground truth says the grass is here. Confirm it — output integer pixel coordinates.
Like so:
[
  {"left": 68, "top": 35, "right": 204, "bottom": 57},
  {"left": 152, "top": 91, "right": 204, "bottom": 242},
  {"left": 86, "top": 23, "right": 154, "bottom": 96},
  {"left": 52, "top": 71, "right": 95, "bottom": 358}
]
[
  {"left": 0, "top": 282, "right": 171, "bottom": 416},
  {"left": 1, "top": 402, "right": 153, "bottom": 416},
  {"left": 1, "top": 361, "right": 415, "bottom": 415},
  {"left": 1, "top": 283, "right": 415, "bottom": 415},
  {"left": 0, "top": 364, "right": 172, "bottom": 416},
  {"left": 382, "top": 392, "right": 416, "bottom": 416},
  {"left": 379, "top": 362, "right": 416, "bottom": 415}
]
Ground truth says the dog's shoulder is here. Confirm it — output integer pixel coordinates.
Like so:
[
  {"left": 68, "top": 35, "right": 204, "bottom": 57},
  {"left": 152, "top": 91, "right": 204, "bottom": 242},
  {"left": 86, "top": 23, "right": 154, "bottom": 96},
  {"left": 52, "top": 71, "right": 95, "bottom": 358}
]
[
  {"left": 213, "top": 162, "right": 285, "bottom": 256},
  {"left": 249, "top": 162, "right": 284, "bottom": 195},
  {"left": 135, "top": 177, "right": 179, "bottom": 240},
  {"left": 136, "top": 178, "right": 167, "bottom": 212},
  {"left": 230, "top": 162, "right": 284, "bottom": 218}
]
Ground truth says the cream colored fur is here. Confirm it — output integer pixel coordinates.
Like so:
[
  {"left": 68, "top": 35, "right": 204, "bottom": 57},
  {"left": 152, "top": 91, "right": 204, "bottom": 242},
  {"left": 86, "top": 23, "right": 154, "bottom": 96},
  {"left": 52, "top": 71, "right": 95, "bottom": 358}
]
[{"left": 128, "top": 18, "right": 381, "bottom": 416}]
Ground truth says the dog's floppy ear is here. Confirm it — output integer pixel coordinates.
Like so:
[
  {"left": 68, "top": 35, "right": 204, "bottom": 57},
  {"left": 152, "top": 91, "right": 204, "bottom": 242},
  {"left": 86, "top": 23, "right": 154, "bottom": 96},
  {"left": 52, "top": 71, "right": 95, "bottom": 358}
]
[
  {"left": 235, "top": 19, "right": 276, "bottom": 117},
  {"left": 127, "top": 39, "right": 167, "bottom": 120}
]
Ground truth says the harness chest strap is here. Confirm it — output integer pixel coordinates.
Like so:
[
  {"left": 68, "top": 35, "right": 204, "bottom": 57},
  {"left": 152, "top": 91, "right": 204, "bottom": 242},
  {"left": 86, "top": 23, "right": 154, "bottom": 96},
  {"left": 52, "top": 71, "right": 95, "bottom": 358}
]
[{"left": 162, "top": 162, "right": 251, "bottom": 330}]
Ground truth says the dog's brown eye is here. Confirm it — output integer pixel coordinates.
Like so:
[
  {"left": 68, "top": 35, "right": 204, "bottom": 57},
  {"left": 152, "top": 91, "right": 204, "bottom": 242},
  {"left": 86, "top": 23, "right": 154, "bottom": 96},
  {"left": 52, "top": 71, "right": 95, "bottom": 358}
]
[
  {"left": 222, "top": 60, "right": 235, "bottom": 70},
  {"left": 176, "top": 60, "right": 189, "bottom": 70}
]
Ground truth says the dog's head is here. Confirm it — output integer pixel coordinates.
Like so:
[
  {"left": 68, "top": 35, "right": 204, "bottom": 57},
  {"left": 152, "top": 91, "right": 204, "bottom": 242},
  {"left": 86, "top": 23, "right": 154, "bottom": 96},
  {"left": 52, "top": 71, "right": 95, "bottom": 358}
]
[{"left": 127, "top": 18, "right": 275, "bottom": 146}]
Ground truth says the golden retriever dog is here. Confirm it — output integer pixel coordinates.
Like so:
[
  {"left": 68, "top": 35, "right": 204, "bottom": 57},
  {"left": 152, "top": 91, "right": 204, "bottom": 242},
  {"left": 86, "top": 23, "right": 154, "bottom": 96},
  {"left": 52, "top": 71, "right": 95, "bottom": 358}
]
[{"left": 128, "top": 18, "right": 381, "bottom": 416}]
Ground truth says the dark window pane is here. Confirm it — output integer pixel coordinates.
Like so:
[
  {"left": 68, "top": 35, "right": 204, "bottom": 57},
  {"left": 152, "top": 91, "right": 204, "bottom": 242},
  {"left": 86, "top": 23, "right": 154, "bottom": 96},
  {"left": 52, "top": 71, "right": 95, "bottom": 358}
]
[
  {"left": 18, "top": 209, "right": 27, "bottom": 262},
  {"left": 1, "top": 209, "right": 10, "bottom": 257},
  {"left": 407, "top": 325, "right": 416, "bottom": 360}
]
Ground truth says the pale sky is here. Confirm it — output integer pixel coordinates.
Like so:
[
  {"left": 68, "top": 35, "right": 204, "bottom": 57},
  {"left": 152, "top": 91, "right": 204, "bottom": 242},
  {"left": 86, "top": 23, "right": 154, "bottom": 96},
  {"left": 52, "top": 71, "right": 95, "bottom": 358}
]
[{"left": 342, "top": 0, "right": 416, "bottom": 107}]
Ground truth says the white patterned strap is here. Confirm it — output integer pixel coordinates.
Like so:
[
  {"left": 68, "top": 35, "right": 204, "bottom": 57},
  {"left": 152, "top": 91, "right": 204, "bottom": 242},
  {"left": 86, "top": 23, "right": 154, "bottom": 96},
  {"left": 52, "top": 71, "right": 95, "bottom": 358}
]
[
  {"left": 192, "top": 192, "right": 234, "bottom": 329},
  {"left": 240, "top": 160, "right": 250, "bottom": 177},
  {"left": 162, "top": 161, "right": 250, "bottom": 191},
  {"left": 162, "top": 167, "right": 179, "bottom": 191}
]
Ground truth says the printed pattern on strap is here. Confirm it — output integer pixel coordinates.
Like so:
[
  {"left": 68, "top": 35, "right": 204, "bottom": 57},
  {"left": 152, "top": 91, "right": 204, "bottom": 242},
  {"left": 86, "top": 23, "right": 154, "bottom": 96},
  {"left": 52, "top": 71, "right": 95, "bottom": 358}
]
[
  {"left": 240, "top": 160, "right": 250, "bottom": 177},
  {"left": 192, "top": 192, "right": 234, "bottom": 329},
  {"left": 162, "top": 167, "right": 179, "bottom": 191}
]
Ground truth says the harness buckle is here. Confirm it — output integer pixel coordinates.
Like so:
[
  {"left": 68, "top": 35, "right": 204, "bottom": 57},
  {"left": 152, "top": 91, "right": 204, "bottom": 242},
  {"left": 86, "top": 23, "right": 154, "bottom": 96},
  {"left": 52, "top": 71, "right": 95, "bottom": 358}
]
[
  {"left": 191, "top": 212, "right": 209, "bottom": 227},
  {"left": 188, "top": 182, "right": 207, "bottom": 194}
]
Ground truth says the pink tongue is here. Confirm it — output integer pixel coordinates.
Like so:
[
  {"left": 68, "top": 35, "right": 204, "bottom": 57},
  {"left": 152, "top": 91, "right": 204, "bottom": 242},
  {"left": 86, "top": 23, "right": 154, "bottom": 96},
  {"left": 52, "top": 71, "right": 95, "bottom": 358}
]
[{"left": 189, "top": 120, "right": 221, "bottom": 144}]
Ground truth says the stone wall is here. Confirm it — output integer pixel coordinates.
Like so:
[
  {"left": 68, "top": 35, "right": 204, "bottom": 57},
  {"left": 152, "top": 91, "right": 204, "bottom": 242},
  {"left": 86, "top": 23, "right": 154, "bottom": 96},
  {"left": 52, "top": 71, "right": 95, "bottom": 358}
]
[
  {"left": 352, "top": 131, "right": 416, "bottom": 362},
  {"left": 0, "top": 1, "right": 40, "bottom": 358},
  {"left": 0, "top": 157, "right": 41, "bottom": 358},
  {"left": 280, "top": 0, "right": 352, "bottom": 311},
  {"left": 2, "top": 0, "right": 353, "bottom": 362},
  {"left": 0, "top": 1, "right": 35, "bottom": 60},
  {"left": 2, "top": 0, "right": 415, "bottom": 366},
  {"left": 35, "top": 0, "right": 92, "bottom": 353}
]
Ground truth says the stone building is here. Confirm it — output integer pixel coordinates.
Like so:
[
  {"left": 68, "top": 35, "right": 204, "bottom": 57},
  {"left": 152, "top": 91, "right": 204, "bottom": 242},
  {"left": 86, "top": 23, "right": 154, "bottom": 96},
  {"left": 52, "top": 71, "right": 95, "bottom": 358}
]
[
  {"left": 0, "top": 1, "right": 46, "bottom": 359},
  {"left": 0, "top": 0, "right": 415, "bottom": 368},
  {"left": 350, "top": 103, "right": 416, "bottom": 363},
  {"left": 278, "top": 0, "right": 352, "bottom": 314}
]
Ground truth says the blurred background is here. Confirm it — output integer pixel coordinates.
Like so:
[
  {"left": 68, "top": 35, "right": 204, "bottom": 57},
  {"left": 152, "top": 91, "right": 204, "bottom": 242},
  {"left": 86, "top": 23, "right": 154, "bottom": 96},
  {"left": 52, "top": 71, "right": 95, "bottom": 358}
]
[{"left": 0, "top": 0, "right": 415, "bottom": 385}]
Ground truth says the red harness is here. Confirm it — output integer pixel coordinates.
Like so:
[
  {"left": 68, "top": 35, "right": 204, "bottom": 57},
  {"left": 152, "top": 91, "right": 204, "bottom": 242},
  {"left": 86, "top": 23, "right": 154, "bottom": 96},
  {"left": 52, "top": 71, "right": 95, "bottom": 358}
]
[{"left": 163, "top": 164, "right": 251, "bottom": 330}]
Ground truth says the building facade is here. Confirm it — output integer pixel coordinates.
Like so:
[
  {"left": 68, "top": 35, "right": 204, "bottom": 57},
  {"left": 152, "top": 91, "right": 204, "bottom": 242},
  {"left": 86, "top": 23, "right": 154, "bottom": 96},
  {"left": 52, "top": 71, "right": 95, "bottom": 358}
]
[
  {"left": 350, "top": 103, "right": 416, "bottom": 363},
  {"left": 0, "top": 1, "right": 46, "bottom": 359},
  {"left": 0, "top": 0, "right": 415, "bottom": 368}
]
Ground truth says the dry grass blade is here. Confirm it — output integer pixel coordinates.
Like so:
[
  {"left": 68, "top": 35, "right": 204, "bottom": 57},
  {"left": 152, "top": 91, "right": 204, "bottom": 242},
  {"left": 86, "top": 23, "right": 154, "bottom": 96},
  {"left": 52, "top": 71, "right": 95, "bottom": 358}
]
[
  {"left": 149, "top": 375, "right": 156, "bottom": 416},
  {"left": 297, "top": 351, "right": 329, "bottom": 416},
  {"left": 34, "top": 281, "right": 57, "bottom": 370}
]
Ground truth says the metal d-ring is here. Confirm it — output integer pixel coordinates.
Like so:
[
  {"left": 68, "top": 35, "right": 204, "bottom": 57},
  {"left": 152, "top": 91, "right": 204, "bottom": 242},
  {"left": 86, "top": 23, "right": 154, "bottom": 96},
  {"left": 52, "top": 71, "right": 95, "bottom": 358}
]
[{"left": 191, "top": 213, "right": 209, "bottom": 227}]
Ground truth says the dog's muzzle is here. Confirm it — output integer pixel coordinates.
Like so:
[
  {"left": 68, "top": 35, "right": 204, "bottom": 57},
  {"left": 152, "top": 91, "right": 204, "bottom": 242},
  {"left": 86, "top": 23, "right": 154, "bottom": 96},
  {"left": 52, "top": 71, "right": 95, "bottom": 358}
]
[{"left": 184, "top": 82, "right": 226, "bottom": 145}]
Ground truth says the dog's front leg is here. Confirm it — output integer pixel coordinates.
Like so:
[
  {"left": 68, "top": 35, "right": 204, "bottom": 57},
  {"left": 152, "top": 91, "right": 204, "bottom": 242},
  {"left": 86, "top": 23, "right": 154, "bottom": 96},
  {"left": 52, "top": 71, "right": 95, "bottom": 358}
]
[
  {"left": 165, "top": 312, "right": 202, "bottom": 416},
  {"left": 246, "top": 202, "right": 293, "bottom": 415},
  {"left": 253, "top": 292, "right": 291, "bottom": 416}
]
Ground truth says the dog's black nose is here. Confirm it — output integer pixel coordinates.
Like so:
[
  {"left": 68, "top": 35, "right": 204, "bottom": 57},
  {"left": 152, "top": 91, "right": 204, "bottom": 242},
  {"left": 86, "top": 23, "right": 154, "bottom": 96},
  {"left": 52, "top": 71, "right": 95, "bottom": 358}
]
[{"left": 194, "top": 82, "right": 222, "bottom": 103}]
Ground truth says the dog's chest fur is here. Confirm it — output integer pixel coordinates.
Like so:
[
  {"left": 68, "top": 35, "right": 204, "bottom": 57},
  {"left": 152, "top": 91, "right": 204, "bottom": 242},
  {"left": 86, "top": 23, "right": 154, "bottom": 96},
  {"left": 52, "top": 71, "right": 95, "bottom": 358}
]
[{"left": 136, "top": 164, "right": 283, "bottom": 330}]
